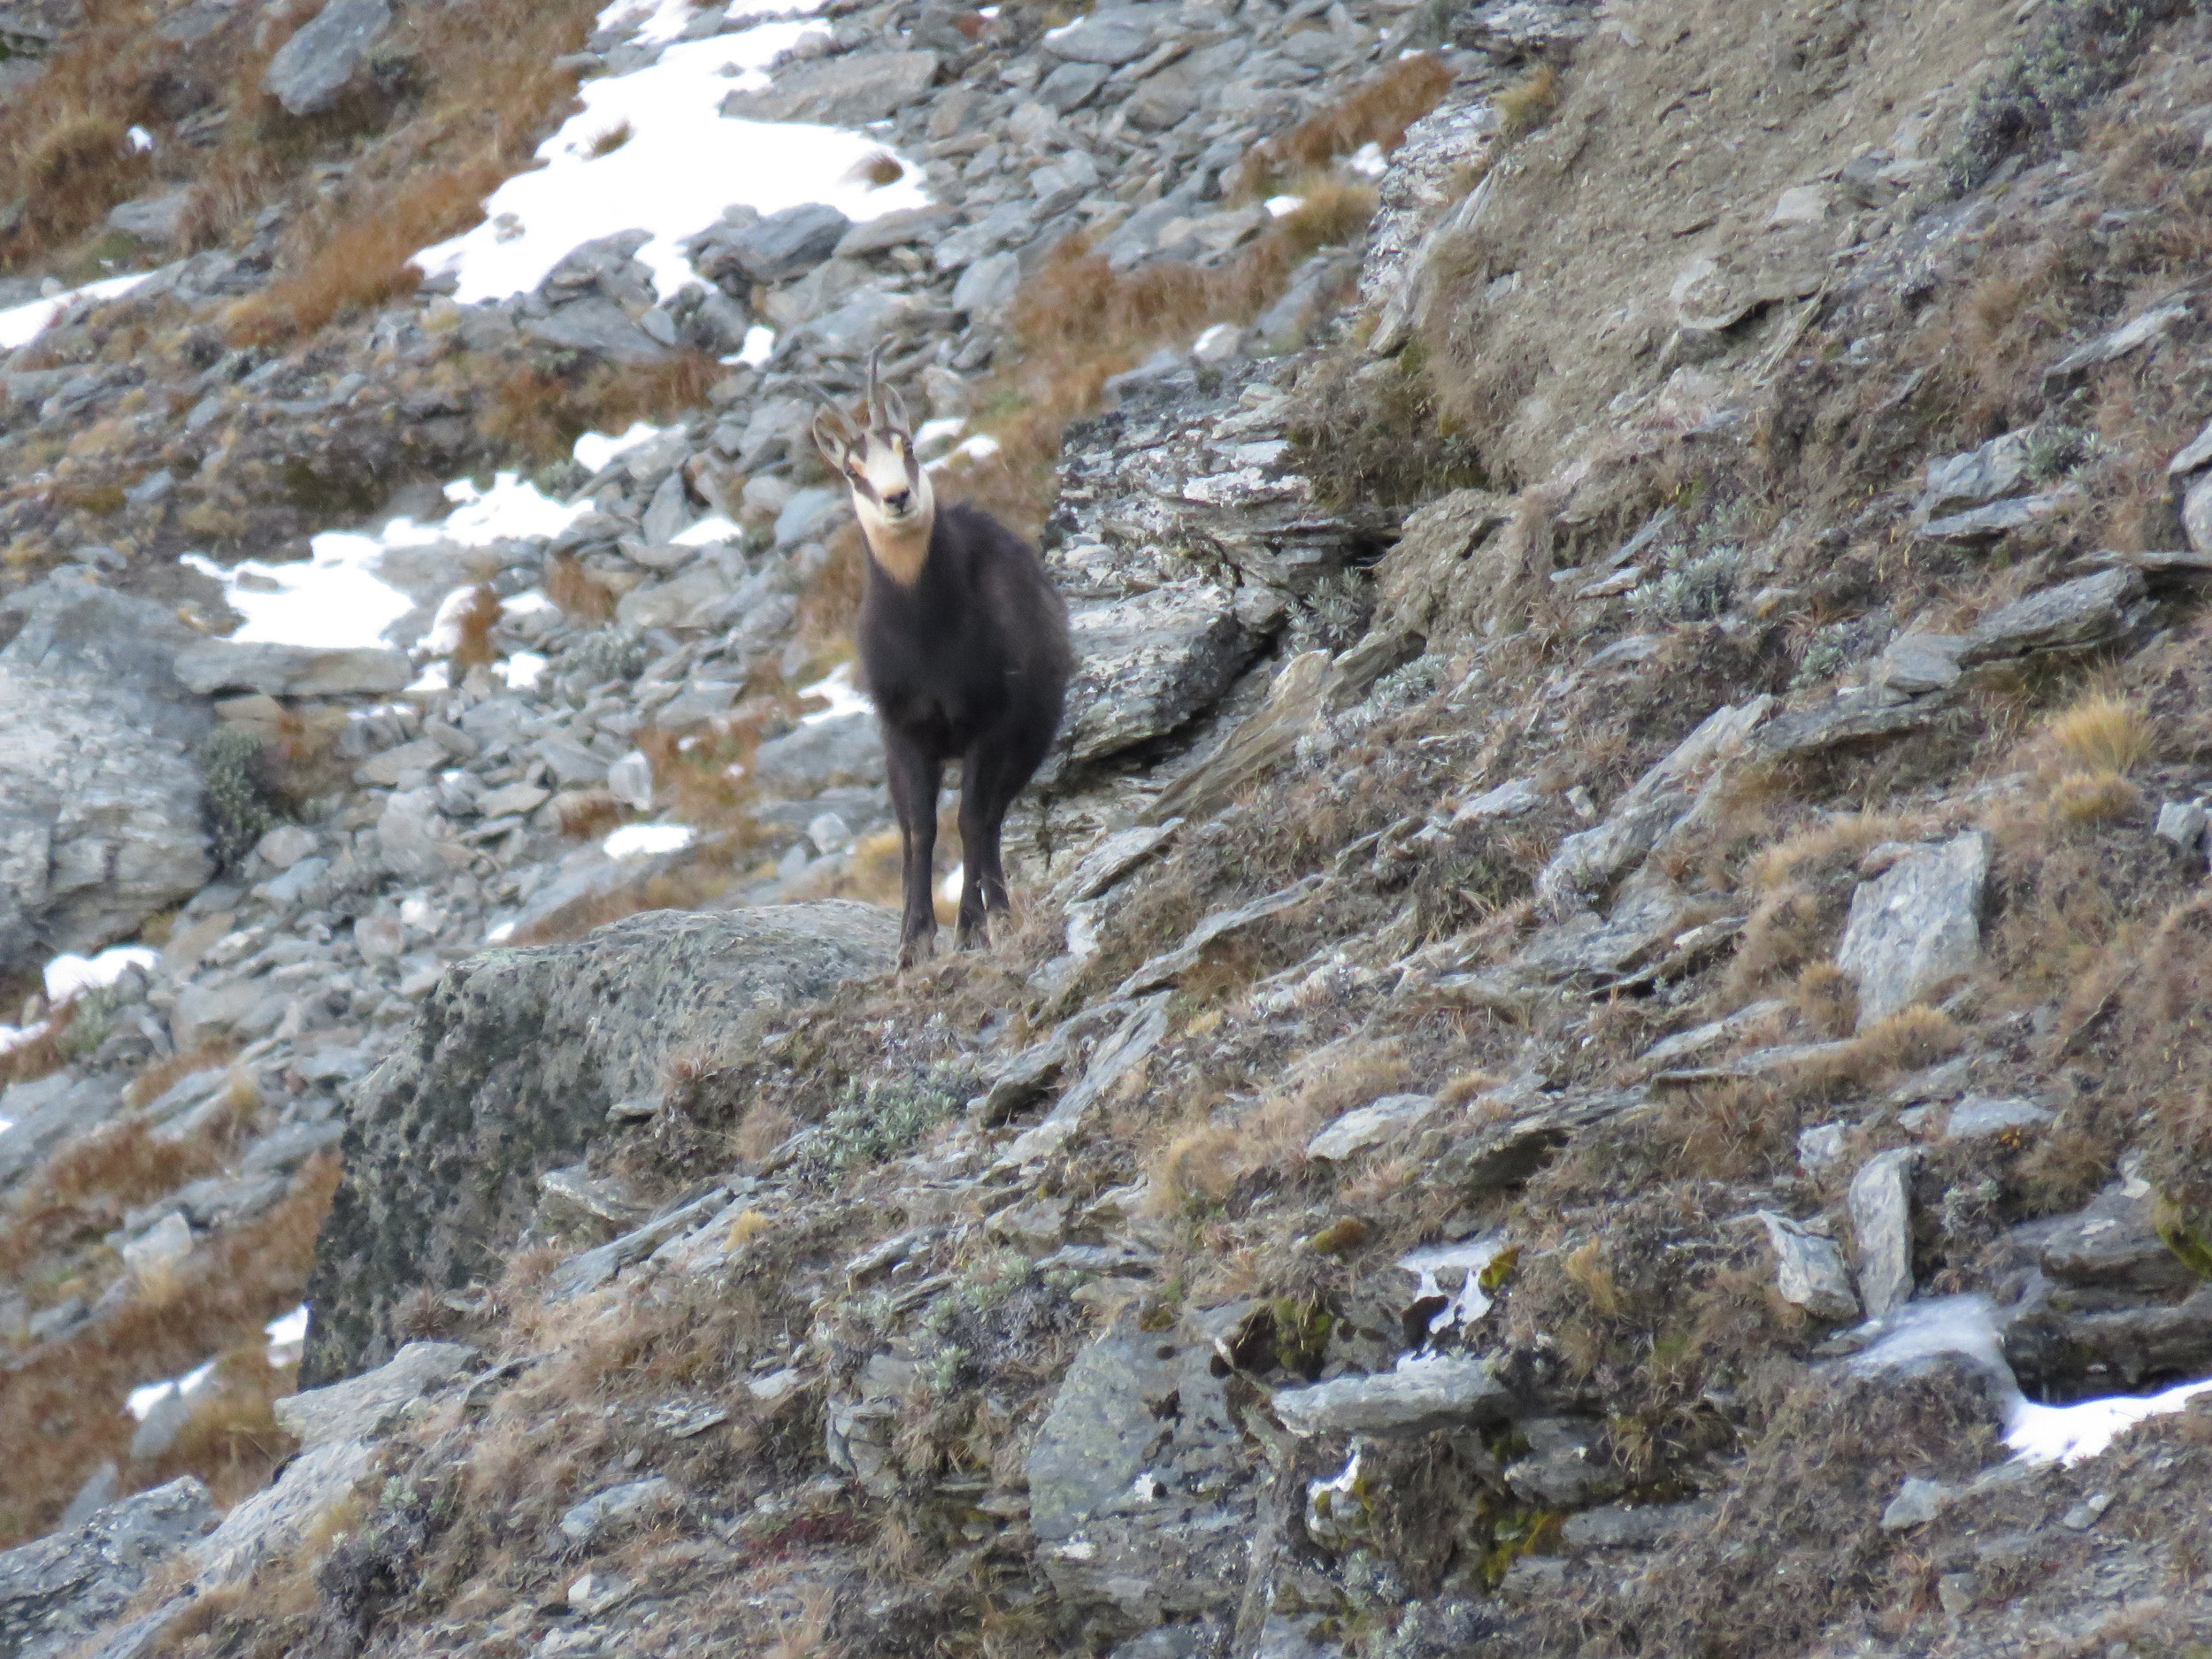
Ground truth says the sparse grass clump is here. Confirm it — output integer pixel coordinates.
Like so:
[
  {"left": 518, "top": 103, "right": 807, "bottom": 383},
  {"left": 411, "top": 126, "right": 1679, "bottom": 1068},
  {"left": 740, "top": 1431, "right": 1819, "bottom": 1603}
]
[
  {"left": 1494, "top": 62, "right": 1560, "bottom": 141},
  {"left": 954, "top": 165, "right": 1386, "bottom": 534},
  {"left": 1235, "top": 54, "right": 1453, "bottom": 196},
  {"left": 1943, "top": 0, "right": 2186, "bottom": 192},
  {"left": 195, "top": 725, "right": 281, "bottom": 869},
  {"left": 810, "top": 1065, "right": 977, "bottom": 1173},
  {"left": 2045, "top": 688, "right": 2152, "bottom": 776}
]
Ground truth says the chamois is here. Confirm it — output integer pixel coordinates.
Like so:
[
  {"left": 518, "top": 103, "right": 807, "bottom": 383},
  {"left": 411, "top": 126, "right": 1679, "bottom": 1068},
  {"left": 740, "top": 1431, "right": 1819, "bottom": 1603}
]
[{"left": 810, "top": 352, "right": 1072, "bottom": 969}]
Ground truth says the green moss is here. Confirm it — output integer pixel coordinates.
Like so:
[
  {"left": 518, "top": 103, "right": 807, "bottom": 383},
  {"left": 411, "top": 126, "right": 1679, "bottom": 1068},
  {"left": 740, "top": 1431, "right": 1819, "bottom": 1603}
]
[
  {"left": 2154, "top": 1191, "right": 2212, "bottom": 1279},
  {"left": 1942, "top": 0, "right": 2185, "bottom": 194},
  {"left": 195, "top": 725, "right": 280, "bottom": 869},
  {"left": 810, "top": 1063, "right": 977, "bottom": 1172}
]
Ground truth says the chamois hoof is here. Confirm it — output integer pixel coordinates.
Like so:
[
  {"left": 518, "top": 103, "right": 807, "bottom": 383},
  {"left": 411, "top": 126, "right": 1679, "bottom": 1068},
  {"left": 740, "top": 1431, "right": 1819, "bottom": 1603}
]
[{"left": 897, "top": 933, "right": 938, "bottom": 972}]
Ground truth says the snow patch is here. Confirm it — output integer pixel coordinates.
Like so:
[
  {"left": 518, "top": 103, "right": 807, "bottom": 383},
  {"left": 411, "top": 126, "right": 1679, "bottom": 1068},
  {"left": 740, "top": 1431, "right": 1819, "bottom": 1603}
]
[
  {"left": 1400, "top": 1234, "right": 1508, "bottom": 1344},
  {"left": 736, "top": 324, "right": 777, "bottom": 366},
  {"left": 604, "top": 824, "right": 695, "bottom": 859},
  {"left": 798, "top": 662, "right": 871, "bottom": 725},
  {"left": 411, "top": 11, "right": 930, "bottom": 306},
  {"left": 44, "top": 947, "right": 159, "bottom": 1002},
  {"left": 499, "top": 650, "right": 549, "bottom": 689},
  {"left": 0, "top": 272, "right": 154, "bottom": 351},
  {"left": 574, "top": 420, "right": 670, "bottom": 472},
  {"left": 185, "top": 472, "right": 589, "bottom": 651},
  {"left": 1847, "top": 1294, "right": 2212, "bottom": 1469},
  {"left": 127, "top": 1356, "right": 219, "bottom": 1422},
  {"left": 673, "top": 513, "right": 741, "bottom": 546},
  {"left": 265, "top": 1304, "right": 310, "bottom": 1366}
]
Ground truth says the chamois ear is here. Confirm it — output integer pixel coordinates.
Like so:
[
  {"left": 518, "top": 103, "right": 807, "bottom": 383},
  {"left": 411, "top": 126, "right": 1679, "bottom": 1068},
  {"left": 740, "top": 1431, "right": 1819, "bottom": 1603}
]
[
  {"left": 881, "top": 383, "right": 911, "bottom": 436},
  {"left": 811, "top": 407, "right": 853, "bottom": 468}
]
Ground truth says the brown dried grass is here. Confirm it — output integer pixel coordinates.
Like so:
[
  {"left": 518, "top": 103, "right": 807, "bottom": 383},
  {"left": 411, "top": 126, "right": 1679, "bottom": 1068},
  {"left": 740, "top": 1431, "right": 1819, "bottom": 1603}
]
[
  {"left": 226, "top": 164, "right": 504, "bottom": 342},
  {"left": 449, "top": 582, "right": 503, "bottom": 674},
  {"left": 952, "top": 176, "right": 1379, "bottom": 535},
  {"left": 546, "top": 552, "right": 616, "bottom": 623},
  {"left": 1235, "top": 54, "right": 1453, "bottom": 195},
  {"left": 479, "top": 352, "right": 723, "bottom": 466},
  {"left": 0, "top": 1155, "right": 338, "bottom": 1548}
]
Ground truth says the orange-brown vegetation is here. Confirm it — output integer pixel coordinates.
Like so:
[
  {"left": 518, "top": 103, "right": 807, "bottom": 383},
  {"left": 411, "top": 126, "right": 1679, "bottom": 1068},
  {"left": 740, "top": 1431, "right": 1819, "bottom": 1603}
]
[
  {"left": 480, "top": 351, "right": 723, "bottom": 466},
  {"left": 952, "top": 176, "right": 1380, "bottom": 534},
  {"left": 448, "top": 581, "right": 504, "bottom": 673},
  {"left": 0, "top": 1155, "right": 338, "bottom": 1548},
  {"left": 1234, "top": 54, "right": 1453, "bottom": 195},
  {"left": 546, "top": 551, "right": 617, "bottom": 622}
]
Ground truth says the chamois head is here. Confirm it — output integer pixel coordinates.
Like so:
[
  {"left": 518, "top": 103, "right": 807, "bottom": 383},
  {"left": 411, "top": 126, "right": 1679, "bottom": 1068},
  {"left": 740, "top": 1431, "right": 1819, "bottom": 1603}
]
[{"left": 810, "top": 348, "right": 933, "bottom": 581}]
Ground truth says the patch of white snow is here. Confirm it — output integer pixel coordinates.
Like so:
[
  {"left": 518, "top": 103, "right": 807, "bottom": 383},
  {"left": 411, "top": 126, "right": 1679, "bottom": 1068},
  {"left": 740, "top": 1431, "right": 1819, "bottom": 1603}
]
[
  {"left": 604, "top": 824, "right": 695, "bottom": 859},
  {"left": 411, "top": 19, "right": 930, "bottom": 305},
  {"left": 44, "top": 947, "right": 159, "bottom": 1002},
  {"left": 0, "top": 272, "right": 153, "bottom": 350}
]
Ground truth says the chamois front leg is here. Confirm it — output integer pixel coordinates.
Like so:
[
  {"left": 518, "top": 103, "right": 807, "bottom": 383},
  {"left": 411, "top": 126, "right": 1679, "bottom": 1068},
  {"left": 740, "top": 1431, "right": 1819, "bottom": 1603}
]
[
  {"left": 954, "top": 735, "right": 1038, "bottom": 951},
  {"left": 885, "top": 733, "right": 943, "bottom": 969}
]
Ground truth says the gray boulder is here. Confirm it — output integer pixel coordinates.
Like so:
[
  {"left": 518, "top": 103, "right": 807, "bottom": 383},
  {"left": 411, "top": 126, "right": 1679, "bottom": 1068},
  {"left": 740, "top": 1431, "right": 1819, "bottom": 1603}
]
[
  {"left": 522, "top": 296, "right": 668, "bottom": 364},
  {"left": 1834, "top": 830, "right": 1988, "bottom": 1025},
  {"left": 1848, "top": 1148, "right": 1916, "bottom": 1319},
  {"left": 0, "top": 655, "right": 211, "bottom": 973},
  {"left": 172, "top": 639, "right": 411, "bottom": 696},
  {"left": 0, "top": 1478, "right": 217, "bottom": 1659},
  {"left": 1060, "top": 586, "right": 1272, "bottom": 767},
  {"left": 262, "top": 0, "right": 392, "bottom": 116},
  {"left": 714, "top": 203, "right": 852, "bottom": 284},
  {"left": 1041, "top": 9, "right": 1160, "bottom": 64},
  {"left": 300, "top": 904, "right": 897, "bottom": 1383},
  {"left": 718, "top": 50, "right": 938, "bottom": 126},
  {"left": 1958, "top": 566, "right": 2148, "bottom": 665},
  {"left": 104, "top": 189, "right": 192, "bottom": 245},
  {"left": 1025, "top": 1313, "right": 1260, "bottom": 1627},
  {"left": 750, "top": 712, "right": 884, "bottom": 796}
]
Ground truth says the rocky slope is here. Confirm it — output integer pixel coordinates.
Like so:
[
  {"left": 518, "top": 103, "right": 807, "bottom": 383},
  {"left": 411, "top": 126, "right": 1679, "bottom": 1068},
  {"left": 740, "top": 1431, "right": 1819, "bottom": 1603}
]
[{"left": 7, "top": 0, "right": 2212, "bottom": 1655}]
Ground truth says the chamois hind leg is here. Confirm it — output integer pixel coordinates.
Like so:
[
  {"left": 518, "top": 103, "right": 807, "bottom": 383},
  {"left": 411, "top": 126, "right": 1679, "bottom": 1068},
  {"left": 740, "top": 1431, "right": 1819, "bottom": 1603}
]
[
  {"left": 955, "top": 717, "right": 1056, "bottom": 950},
  {"left": 884, "top": 731, "right": 943, "bottom": 969}
]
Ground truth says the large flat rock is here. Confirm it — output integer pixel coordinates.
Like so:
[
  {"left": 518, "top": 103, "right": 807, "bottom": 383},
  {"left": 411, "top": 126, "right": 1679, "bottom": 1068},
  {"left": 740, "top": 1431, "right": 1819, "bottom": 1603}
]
[
  {"left": 718, "top": 50, "right": 938, "bottom": 126},
  {"left": 1834, "top": 831, "right": 1988, "bottom": 1025},
  {"left": 0, "top": 1478, "right": 216, "bottom": 1659},
  {"left": 300, "top": 903, "right": 897, "bottom": 1384},
  {"left": 1060, "top": 585, "right": 1271, "bottom": 767}
]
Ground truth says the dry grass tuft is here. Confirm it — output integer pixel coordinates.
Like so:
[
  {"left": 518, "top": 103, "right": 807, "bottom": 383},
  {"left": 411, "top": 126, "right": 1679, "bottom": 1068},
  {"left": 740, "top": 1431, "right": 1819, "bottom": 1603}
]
[
  {"left": 546, "top": 553, "right": 616, "bottom": 623},
  {"left": 480, "top": 352, "right": 722, "bottom": 467},
  {"left": 1236, "top": 54, "right": 1453, "bottom": 194},
  {"left": 952, "top": 179, "right": 1377, "bottom": 534},
  {"left": 1143, "top": 1039, "right": 1409, "bottom": 1214},
  {"left": 553, "top": 787, "right": 625, "bottom": 840},
  {"left": 448, "top": 582, "right": 503, "bottom": 674},
  {"left": 1793, "top": 962, "right": 1859, "bottom": 1039},
  {"left": 1494, "top": 62, "right": 1561, "bottom": 140},
  {"left": 226, "top": 165, "right": 496, "bottom": 342},
  {"left": 2047, "top": 768, "right": 2143, "bottom": 826},
  {"left": 1839, "top": 1006, "right": 1965, "bottom": 1078},
  {"left": 0, "top": 1156, "right": 338, "bottom": 1548},
  {"left": 123, "top": 1043, "right": 238, "bottom": 1111},
  {"left": 2045, "top": 689, "right": 2153, "bottom": 775}
]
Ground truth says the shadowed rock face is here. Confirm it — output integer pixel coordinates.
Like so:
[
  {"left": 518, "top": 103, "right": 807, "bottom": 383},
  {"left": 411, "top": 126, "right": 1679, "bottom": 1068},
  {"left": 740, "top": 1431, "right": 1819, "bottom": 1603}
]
[{"left": 300, "top": 902, "right": 896, "bottom": 1385}]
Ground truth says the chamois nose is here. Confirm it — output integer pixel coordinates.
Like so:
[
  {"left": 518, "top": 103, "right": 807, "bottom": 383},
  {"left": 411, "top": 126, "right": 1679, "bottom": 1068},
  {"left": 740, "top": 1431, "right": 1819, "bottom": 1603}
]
[{"left": 885, "top": 488, "right": 913, "bottom": 515}]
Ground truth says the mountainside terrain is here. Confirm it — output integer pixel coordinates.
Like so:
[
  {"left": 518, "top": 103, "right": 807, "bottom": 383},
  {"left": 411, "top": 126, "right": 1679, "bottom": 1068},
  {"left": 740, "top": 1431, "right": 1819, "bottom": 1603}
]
[{"left": 6, "top": 0, "right": 2212, "bottom": 1654}]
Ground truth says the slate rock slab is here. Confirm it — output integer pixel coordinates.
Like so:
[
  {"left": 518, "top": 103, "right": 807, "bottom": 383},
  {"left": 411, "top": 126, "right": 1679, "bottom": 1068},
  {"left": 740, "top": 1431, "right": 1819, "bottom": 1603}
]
[
  {"left": 1835, "top": 830, "right": 1988, "bottom": 1026},
  {"left": 262, "top": 0, "right": 392, "bottom": 116},
  {"left": 719, "top": 50, "right": 938, "bottom": 126},
  {"left": 301, "top": 905, "right": 896, "bottom": 1384},
  {"left": 173, "top": 639, "right": 411, "bottom": 696},
  {"left": 0, "top": 1478, "right": 216, "bottom": 1659},
  {"left": 1026, "top": 1311, "right": 1260, "bottom": 1626},
  {"left": 1958, "top": 566, "right": 2147, "bottom": 666},
  {"left": 1060, "top": 584, "right": 1271, "bottom": 767}
]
